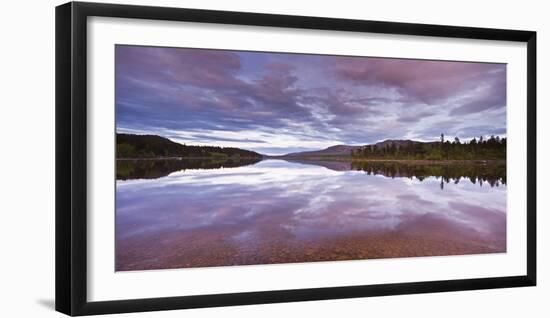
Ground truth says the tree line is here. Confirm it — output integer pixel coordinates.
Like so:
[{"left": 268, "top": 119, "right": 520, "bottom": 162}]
[
  {"left": 116, "top": 133, "right": 263, "bottom": 159},
  {"left": 351, "top": 134, "right": 506, "bottom": 160}
]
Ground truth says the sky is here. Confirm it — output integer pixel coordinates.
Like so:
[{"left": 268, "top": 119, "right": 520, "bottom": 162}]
[{"left": 116, "top": 45, "right": 506, "bottom": 155}]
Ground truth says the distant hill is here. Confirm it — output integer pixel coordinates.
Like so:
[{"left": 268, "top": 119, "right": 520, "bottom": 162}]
[
  {"left": 116, "top": 133, "right": 262, "bottom": 159},
  {"left": 372, "top": 139, "right": 430, "bottom": 149},
  {"left": 283, "top": 140, "right": 435, "bottom": 157},
  {"left": 283, "top": 145, "right": 362, "bottom": 157}
]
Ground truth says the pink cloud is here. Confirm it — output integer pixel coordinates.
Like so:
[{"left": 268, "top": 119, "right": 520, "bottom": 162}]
[{"left": 332, "top": 56, "right": 504, "bottom": 103}]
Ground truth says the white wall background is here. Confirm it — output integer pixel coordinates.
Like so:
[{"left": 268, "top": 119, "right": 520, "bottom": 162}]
[{"left": 0, "top": 0, "right": 547, "bottom": 316}]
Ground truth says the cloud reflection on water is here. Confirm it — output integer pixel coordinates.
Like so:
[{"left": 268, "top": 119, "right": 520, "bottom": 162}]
[{"left": 116, "top": 160, "right": 506, "bottom": 270}]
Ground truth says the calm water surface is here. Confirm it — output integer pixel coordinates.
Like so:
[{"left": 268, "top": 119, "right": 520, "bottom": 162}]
[{"left": 116, "top": 159, "right": 506, "bottom": 271}]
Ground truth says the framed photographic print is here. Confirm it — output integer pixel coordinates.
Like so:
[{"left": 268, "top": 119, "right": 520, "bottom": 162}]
[{"left": 55, "top": 1, "right": 536, "bottom": 316}]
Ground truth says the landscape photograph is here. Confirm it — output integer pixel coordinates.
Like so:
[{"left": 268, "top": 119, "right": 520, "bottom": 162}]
[{"left": 115, "top": 45, "right": 507, "bottom": 271}]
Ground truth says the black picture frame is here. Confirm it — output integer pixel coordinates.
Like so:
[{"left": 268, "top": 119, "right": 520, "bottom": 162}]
[{"left": 55, "top": 1, "right": 537, "bottom": 316}]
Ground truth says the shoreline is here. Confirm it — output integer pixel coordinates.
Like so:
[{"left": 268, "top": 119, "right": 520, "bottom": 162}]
[
  {"left": 117, "top": 156, "right": 262, "bottom": 161},
  {"left": 117, "top": 156, "right": 506, "bottom": 165},
  {"left": 266, "top": 157, "right": 506, "bottom": 165}
]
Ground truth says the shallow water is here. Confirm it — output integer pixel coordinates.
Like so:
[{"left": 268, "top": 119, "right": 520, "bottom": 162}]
[{"left": 115, "top": 159, "right": 506, "bottom": 271}]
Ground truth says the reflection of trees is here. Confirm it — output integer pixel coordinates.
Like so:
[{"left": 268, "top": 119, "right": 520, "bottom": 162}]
[
  {"left": 350, "top": 161, "right": 506, "bottom": 188},
  {"left": 116, "top": 158, "right": 262, "bottom": 180}
]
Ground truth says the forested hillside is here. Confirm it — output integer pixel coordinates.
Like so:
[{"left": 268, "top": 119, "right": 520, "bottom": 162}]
[
  {"left": 116, "top": 134, "right": 263, "bottom": 159},
  {"left": 351, "top": 135, "right": 506, "bottom": 160}
]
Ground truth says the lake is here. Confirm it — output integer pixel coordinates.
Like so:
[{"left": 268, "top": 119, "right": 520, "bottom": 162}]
[{"left": 115, "top": 159, "right": 506, "bottom": 271}]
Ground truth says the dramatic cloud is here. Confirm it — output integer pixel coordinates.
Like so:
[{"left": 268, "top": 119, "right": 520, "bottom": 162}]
[{"left": 116, "top": 45, "right": 506, "bottom": 155}]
